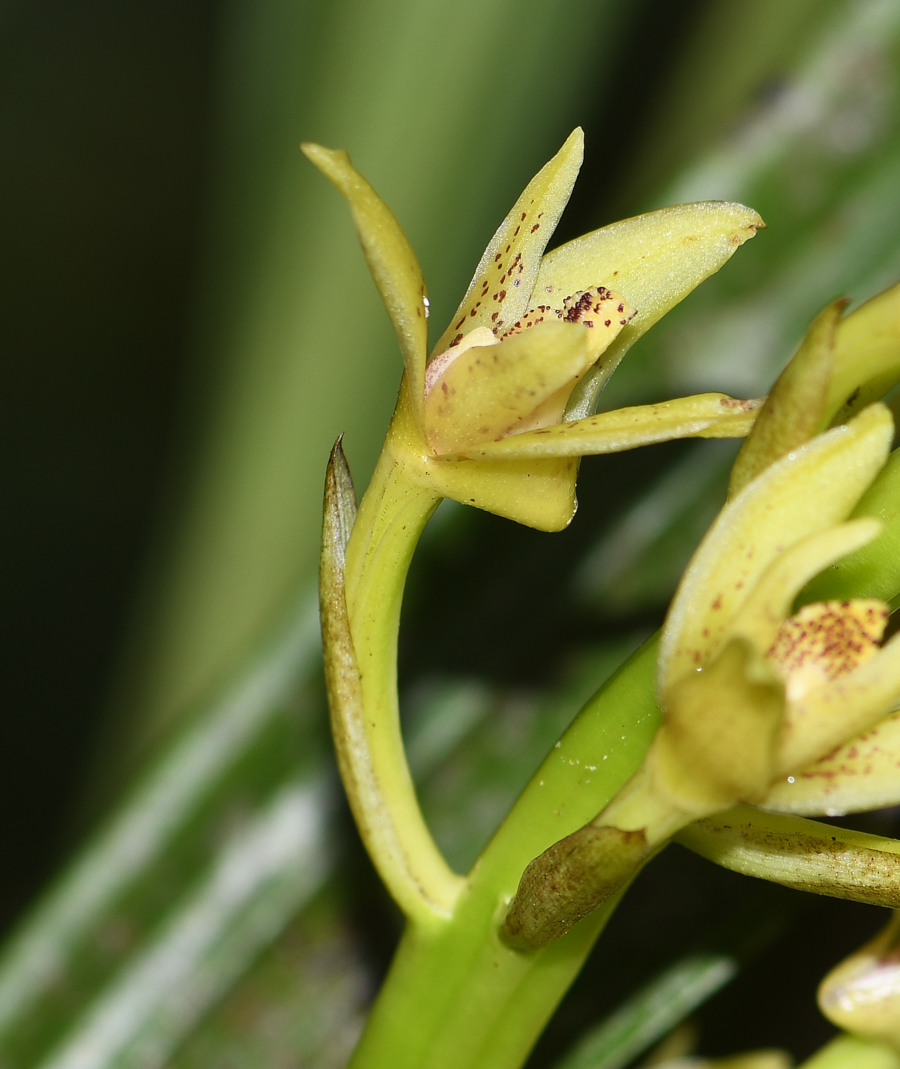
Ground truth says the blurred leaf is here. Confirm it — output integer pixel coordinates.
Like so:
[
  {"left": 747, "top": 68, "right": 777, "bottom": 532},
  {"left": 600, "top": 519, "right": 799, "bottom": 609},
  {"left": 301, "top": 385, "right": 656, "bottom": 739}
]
[
  {"left": 579, "top": 0, "right": 900, "bottom": 621},
  {"left": 608, "top": 0, "right": 900, "bottom": 409},
  {"left": 35, "top": 779, "right": 331, "bottom": 1069},
  {"left": 168, "top": 899, "right": 368, "bottom": 1069},
  {"left": 551, "top": 954, "right": 738, "bottom": 1069},
  {"left": 0, "top": 594, "right": 320, "bottom": 1065},
  {"left": 575, "top": 441, "right": 737, "bottom": 615},
  {"left": 611, "top": 0, "right": 845, "bottom": 213},
  {"left": 100, "top": 0, "right": 633, "bottom": 790}
]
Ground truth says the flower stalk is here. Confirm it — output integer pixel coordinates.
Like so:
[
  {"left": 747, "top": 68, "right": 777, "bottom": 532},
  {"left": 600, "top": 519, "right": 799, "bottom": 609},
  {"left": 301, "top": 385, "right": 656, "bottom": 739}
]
[{"left": 677, "top": 805, "right": 900, "bottom": 908}]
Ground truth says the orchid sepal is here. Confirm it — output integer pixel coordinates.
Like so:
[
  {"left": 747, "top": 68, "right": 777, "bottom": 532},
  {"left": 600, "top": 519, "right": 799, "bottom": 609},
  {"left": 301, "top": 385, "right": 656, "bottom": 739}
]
[
  {"left": 547, "top": 202, "right": 765, "bottom": 418},
  {"left": 803, "top": 444, "right": 900, "bottom": 608},
  {"left": 728, "top": 299, "right": 842, "bottom": 498},
  {"left": 433, "top": 128, "right": 584, "bottom": 353},
  {"left": 300, "top": 142, "right": 429, "bottom": 428},
  {"left": 827, "top": 279, "right": 900, "bottom": 426},
  {"left": 437, "top": 393, "right": 762, "bottom": 461}
]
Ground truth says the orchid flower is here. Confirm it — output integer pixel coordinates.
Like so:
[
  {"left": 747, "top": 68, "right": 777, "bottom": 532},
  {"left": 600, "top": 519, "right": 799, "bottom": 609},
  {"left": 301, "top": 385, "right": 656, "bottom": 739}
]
[
  {"left": 310, "top": 129, "right": 768, "bottom": 925},
  {"left": 597, "top": 404, "right": 900, "bottom": 840},
  {"left": 504, "top": 401, "right": 900, "bottom": 948},
  {"left": 593, "top": 281, "right": 900, "bottom": 842},
  {"left": 676, "top": 282, "right": 900, "bottom": 823},
  {"left": 758, "top": 390, "right": 900, "bottom": 818},
  {"left": 304, "top": 129, "right": 763, "bottom": 532},
  {"left": 503, "top": 285, "right": 900, "bottom": 949}
]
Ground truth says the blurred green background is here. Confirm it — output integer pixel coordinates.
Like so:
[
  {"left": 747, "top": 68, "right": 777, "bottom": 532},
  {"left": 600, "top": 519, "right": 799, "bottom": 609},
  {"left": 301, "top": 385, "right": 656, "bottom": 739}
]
[{"left": 5, "top": 1, "right": 900, "bottom": 1065}]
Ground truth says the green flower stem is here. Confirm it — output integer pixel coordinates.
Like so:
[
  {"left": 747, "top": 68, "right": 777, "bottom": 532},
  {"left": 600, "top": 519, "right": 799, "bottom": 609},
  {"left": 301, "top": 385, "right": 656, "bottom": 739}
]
[
  {"left": 677, "top": 806, "right": 900, "bottom": 908},
  {"left": 348, "top": 636, "right": 661, "bottom": 1069}
]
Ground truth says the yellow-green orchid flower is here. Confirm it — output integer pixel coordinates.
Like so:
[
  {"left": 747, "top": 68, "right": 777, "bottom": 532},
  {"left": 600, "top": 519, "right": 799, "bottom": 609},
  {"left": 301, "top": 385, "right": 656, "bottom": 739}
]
[
  {"left": 304, "top": 129, "right": 763, "bottom": 532},
  {"left": 502, "top": 285, "right": 900, "bottom": 951},
  {"left": 594, "top": 277, "right": 900, "bottom": 842},
  {"left": 503, "top": 400, "right": 900, "bottom": 949},
  {"left": 600, "top": 402, "right": 900, "bottom": 843},
  {"left": 310, "top": 129, "right": 768, "bottom": 925}
]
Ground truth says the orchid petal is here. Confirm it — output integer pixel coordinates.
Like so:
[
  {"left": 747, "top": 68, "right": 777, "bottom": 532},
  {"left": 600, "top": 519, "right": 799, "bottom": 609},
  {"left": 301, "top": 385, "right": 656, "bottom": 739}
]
[
  {"left": 652, "top": 638, "right": 784, "bottom": 814},
  {"left": 677, "top": 805, "right": 900, "bottom": 910},
  {"left": 763, "top": 710, "right": 900, "bottom": 817},
  {"left": 536, "top": 202, "right": 764, "bottom": 419},
  {"left": 432, "top": 128, "right": 584, "bottom": 354},
  {"left": 437, "top": 393, "right": 761, "bottom": 461},
  {"left": 771, "top": 600, "right": 888, "bottom": 703},
  {"left": 389, "top": 385, "right": 578, "bottom": 531},
  {"left": 722, "top": 519, "right": 882, "bottom": 657},
  {"left": 660, "top": 404, "right": 893, "bottom": 693},
  {"left": 777, "top": 632, "right": 900, "bottom": 774},
  {"left": 728, "top": 300, "right": 841, "bottom": 498},
  {"left": 302, "top": 142, "right": 430, "bottom": 416},
  {"left": 803, "top": 445, "right": 900, "bottom": 608},
  {"left": 423, "top": 321, "right": 592, "bottom": 455},
  {"left": 827, "top": 280, "right": 900, "bottom": 426},
  {"left": 428, "top": 452, "right": 578, "bottom": 531}
]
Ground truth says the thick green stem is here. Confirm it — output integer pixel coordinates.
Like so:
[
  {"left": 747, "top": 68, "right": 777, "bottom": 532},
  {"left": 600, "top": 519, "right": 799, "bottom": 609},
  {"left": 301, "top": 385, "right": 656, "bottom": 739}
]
[{"left": 349, "top": 636, "right": 662, "bottom": 1069}]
